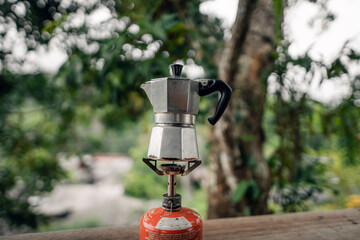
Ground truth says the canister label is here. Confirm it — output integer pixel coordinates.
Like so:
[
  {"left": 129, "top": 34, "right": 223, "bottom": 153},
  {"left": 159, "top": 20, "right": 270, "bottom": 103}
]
[{"left": 155, "top": 216, "right": 192, "bottom": 230}]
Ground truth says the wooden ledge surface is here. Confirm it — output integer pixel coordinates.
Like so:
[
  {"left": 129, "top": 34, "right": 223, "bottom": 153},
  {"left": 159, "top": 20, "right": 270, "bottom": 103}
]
[{"left": 2, "top": 208, "right": 359, "bottom": 240}]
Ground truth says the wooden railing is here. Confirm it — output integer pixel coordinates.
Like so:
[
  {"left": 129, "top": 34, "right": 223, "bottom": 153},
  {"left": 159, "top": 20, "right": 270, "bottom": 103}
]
[{"left": 1, "top": 208, "right": 359, "bottom": 240}]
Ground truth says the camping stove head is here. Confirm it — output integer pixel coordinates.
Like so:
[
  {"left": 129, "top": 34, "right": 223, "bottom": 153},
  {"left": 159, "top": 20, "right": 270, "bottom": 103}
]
[{"left": 141, "top": 63, "right": 232, "bottom": 162}]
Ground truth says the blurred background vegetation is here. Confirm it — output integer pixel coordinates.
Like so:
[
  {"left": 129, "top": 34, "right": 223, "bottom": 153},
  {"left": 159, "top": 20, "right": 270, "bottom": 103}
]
[{"left": 0, "top": 0, "right": 359, "bottom": 235}]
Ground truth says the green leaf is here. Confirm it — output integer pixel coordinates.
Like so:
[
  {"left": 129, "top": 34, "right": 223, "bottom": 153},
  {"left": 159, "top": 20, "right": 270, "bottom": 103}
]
[
  {"left": 241, "top": 134, "right": 255, "bottom": 142},
  {"left": 249, "top": 180, "right": 260, "bottom": 200},
  {"left": 246, "top": 155, "right": 257, "bottom": 169},
  {"left": 348, "top": 49, "right": 360, "bottom": 60},
  {"left": 231, "top": 181, "right": 250, "bottom": 203},
  {"left": 161, "top": 13, "right": 178, "bottom": 30}
]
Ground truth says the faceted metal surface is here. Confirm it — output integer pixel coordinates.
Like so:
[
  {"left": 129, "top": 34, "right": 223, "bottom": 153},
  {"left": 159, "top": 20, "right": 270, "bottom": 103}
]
[
  {"left": 141, "top": 74, "right": 209, "bottom": 161},
  {"left": 147, "top": 126, "right": 199, "bottom": 161},
  {"left": 141, "top": 77, "right": 200, "bottom": 115}
]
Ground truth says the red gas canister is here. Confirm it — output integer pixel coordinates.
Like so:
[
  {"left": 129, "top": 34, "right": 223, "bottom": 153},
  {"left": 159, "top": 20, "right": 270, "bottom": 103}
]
[{"left": 140, "top": 206, "right": 202, "bottom": 240}]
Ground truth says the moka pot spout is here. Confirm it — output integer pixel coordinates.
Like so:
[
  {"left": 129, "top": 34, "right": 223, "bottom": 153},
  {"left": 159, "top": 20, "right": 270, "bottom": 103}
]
[{"left": 140, "top": 82, "right": 152, "bottom": 105}]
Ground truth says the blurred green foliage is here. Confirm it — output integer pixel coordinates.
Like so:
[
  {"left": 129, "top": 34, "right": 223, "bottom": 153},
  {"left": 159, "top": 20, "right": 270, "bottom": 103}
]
[
  {"left": 0, "top": 72, "right": 67, "bottom": 229},
  {"left": 124, "top": 132, "right": 167, "bottom": 200},
  {"left": 252, "top": 0, "right": 360, "bottom": 214},
  {"left": 0, "top": 0, "right": 224, "bottom": 230},
  {"left": 265, "top": 40, "right": 360, "bottom": 212},
  {"left": 39, "top": 216, "right": 102, "bottom": 232},
  {"left": 0, "top": 0, "right": 359, "bottom": 232}
]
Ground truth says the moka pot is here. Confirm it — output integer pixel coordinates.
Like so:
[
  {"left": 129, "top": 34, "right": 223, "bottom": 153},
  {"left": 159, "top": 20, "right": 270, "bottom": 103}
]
[{"left": 141, "top": 64, "right": 231, "bottom": 161}]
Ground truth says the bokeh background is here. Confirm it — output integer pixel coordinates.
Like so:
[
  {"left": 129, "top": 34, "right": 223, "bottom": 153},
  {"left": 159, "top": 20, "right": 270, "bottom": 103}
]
[{"left": 1, "top": 0, "right": 360, "bottom": 235}]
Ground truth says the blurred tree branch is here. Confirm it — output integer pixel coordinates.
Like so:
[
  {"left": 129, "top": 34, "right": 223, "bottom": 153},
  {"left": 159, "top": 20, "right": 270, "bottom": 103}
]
[{"left": 208, "top": 0, "right": 275, "bottom": 218}]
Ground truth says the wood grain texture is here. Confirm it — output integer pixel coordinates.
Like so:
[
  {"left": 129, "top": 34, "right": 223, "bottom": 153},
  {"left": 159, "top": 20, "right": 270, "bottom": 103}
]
[
  {"left": 203, "top": 208, "right": 360, "bottom": 240},
  {"left": 2, "top": 209, "right": 359, "bottom": 240}
]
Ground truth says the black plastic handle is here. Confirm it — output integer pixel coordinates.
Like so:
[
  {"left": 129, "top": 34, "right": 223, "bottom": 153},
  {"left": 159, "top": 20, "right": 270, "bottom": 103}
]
[{"left": 199, "top": 79, "right": 232, "bottom": 125}]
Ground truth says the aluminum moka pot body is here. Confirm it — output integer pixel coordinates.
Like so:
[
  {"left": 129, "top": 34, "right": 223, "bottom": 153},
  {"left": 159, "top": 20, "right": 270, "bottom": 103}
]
[
  {"left": 141, "top": 64, "right": 232, "bottom": 161},
  {"left": 141, "top": 73, "right": 200, "bottom": 160}
]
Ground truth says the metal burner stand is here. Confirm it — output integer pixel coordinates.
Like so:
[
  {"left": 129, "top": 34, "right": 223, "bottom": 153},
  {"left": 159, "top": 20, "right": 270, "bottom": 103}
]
[{"left": 142, "top": 158, "right": 201, "bottom": 212}]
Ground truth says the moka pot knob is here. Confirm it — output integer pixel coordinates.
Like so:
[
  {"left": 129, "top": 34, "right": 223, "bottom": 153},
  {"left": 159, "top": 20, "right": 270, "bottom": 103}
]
[{"left": 171, "top": 64, "right": 183, "bottom": 77}]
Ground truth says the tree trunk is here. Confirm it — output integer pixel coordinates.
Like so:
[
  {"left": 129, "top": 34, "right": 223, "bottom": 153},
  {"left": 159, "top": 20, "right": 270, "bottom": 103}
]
[{"left": 208, "top": 0, "right": 275, "bottom": 218}]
